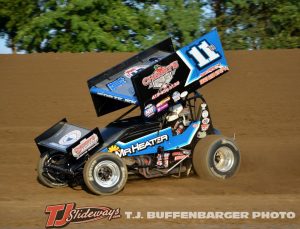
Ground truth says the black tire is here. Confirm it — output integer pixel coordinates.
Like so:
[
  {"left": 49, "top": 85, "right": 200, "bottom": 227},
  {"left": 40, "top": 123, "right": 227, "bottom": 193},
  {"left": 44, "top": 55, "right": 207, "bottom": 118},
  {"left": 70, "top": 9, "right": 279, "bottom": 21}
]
[
  {"left": 192, "top": 135, "right": 240, "bottom": 180},
  {"left": 37, "top": 152, "right": 68, "bottom": 188},
  {"left": 83, "top": 153, "right": 128, "bottom": 195}
]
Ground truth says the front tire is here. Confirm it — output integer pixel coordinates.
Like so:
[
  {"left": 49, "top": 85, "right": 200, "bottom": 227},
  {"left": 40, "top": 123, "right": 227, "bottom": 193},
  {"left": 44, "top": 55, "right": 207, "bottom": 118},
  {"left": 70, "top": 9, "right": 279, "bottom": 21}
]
[
  {"left": 37, "top": 152, "right": 68, "bottom": 188},
  {"left": 193, "top": 135, "right": 240, "bottom": 180},
  {"left": 83, "top": 153, "right": 128, "bottom": 195}
]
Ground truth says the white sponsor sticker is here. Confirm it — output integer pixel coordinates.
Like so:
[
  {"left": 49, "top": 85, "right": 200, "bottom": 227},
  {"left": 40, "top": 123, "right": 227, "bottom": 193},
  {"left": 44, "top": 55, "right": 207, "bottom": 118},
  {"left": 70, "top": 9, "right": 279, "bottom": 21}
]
[
  {"left": 202, "top": 110, "right": 209, "bottom": 118},
  {"left": 58, "top": 130, "right": 81, "bottom": 146},
  {"left": 144, "top": 104, "right": 156, "bottom": 118},
  {"left": 172, "top": 91, "right": 180, "bottom": 102},
  {"left": 202, "top": 118, "right": 210, "bottom": 124},
  {"left": 180, "top": 91, "right": 188, "bottom": 98}
]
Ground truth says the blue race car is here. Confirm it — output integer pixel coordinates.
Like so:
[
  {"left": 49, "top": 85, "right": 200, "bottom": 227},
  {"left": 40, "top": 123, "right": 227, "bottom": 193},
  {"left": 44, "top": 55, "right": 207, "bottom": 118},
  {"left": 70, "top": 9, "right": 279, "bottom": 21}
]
[{"left": 35, "top": 29, "right": 241, "bottom": 195}]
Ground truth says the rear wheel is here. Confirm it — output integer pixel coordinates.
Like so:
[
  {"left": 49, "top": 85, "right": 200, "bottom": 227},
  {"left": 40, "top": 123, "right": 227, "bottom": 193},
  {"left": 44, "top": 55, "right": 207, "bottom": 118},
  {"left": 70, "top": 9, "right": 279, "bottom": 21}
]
[
  {"left": 37, "top": 152, "right": 68, "bottom": 188},
  {"left": 192, "top": 135, "right": 240, "bottom": 180},
  {"left": 83, "top": 153, "right": 128, "bottom": 195}
]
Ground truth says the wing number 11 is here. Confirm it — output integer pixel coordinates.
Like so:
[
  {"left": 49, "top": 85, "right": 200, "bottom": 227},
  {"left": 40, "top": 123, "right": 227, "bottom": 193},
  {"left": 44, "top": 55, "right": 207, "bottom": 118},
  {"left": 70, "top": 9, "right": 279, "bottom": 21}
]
[{"left": 188, "top": 41, "right": 220, "bottom": 68}]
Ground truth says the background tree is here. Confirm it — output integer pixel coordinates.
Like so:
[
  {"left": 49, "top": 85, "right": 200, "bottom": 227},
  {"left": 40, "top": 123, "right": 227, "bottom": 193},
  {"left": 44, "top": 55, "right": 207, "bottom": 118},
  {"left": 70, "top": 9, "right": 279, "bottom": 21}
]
[
  {"left": 14, "top": 0, "right": 204, "bottom": 52},
  {"left": 16, "top": 0, "right": 150, "bottom": 52},
  {"left": 0, "top": 0, "right": 299, "bottom": 53},
  {"left": 127, "top": 0, "right": 204, "bottom": 48},
  {"left": 0, "top": 0, "right": 40, "bottom": 53},
  {"left": 205, "top": 0, "right": 300, "bottom": 49}
]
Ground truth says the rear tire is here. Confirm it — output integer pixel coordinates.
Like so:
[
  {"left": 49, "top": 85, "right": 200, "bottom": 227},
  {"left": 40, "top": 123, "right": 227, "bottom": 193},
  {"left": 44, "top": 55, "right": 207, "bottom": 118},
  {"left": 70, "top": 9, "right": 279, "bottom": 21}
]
[
  {"left": 37, "top": 152, "right": 68, "bottom": 188},
  {"left": 83, "top": 153, "right": 128, "bottom": 195},
  {"left": 193, "top": 135, "right": 240, "bottom": 180}
]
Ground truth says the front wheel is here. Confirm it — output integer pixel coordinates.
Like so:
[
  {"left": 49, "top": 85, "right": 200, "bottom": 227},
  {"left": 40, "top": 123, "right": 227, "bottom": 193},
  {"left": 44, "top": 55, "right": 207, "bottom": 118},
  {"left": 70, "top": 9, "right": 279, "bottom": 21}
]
[
  {"left": 83, "top": 153, "right": 128, "bottom": 195},
  {"left": 192, "top": 135, "right": 240, "bottom": 180},
  {"left": 37, "top": 152, "right": 68, "bottom": 188}
]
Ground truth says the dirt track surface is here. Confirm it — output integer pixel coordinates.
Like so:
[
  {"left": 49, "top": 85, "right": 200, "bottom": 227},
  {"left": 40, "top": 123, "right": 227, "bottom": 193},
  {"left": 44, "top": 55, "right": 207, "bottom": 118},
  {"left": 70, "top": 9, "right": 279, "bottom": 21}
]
[{"left": 0, "top": 50, "right": 299, "bottom": 228}]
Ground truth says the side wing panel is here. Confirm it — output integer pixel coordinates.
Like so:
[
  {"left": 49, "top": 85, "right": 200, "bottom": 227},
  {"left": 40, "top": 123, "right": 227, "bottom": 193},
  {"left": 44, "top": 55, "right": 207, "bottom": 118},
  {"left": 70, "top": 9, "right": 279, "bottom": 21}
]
[
  {"left": 131, "top": 29, "right": 228, "bottom": 118},
  {"left": 177, "top": 29, "right": 228, "bottom": 86}
]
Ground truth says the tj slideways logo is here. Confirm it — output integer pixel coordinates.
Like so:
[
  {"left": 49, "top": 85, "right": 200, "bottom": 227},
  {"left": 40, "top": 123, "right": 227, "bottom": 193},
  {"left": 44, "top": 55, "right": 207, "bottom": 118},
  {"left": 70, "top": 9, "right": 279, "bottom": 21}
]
[{"left": 44, "top": 203, "right": 121, "bottom": 228}]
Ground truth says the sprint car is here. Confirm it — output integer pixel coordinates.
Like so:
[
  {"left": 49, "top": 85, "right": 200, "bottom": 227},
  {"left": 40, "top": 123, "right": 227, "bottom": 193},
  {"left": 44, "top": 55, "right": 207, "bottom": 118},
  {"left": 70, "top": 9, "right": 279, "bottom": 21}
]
[{"left": 35, "top": 29, "right": 241, "bottom": 195}]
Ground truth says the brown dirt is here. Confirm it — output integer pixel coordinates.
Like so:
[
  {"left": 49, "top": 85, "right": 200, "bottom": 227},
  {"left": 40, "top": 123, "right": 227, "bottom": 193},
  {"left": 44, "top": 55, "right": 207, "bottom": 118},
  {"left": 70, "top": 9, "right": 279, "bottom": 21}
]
[{"left": 0, "top": 50, "right": 299, "bottom": 228}]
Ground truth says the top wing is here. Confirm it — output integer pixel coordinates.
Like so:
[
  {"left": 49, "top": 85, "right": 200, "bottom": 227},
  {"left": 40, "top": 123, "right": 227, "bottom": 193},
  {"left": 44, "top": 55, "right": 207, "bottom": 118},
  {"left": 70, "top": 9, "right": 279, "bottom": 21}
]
[
  {"left": 88, "top": 29, "right": 228, "bottom": 117},
  {"left": 87, "top": 38, "right": 174, "bottom": 116}
]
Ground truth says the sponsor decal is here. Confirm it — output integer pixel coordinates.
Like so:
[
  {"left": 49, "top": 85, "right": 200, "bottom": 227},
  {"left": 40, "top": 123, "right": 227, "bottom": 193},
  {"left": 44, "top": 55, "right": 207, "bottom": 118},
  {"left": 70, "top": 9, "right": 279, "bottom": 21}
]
[
  {"left": 58, "top": 130, "right": 81, "bottom": 146},
  {"left": 108, "top": 145, "right": 120, "bottom": 153},
  {"left": 180, "top": 91, "right": 188, "bottom": 98},
  {"left": 200, "top": 64, "right": 223, "bottom": 78},
  {"left": 142, "top": 61, "right": 179, "bottom": 89},
  {"left": 193, "top": 123, "right": 200, "bottom": 128},
  {"left": 201, "top": 124, "right": 210, "bottom": 131},
  {"left": 152, "top": 81, "right": 180, "bottom": 100},
  {"left": 172, "top": 91, "right": 180, "bottom": 102},
  {"left": 199, "top": 65, "right": 229, "bottom": 85},
  {"left": 108, "top": 135, "right": 169, "bottom": 157},
  {"left": 106, "top": 77, "right": 126, "bottom": 91},
  {"left": 157, "top": 102, "right": 169, "bottom": 113},
  {"left": 144, "top": 103, "right": 156, "bottom": 118},
  {"left": 72, "top": 134, "right": 98, "bottom": 159},
  {"left": 174, "top": 155, "right": 188, "bottom": 161},
  {"left": 141, "top": 61, "right": 180, "bottom": 100},
  {"left": 96, "top": 92, "right": 137, "bottom": 104},
  {"left": 197, "top": 131, "right": 207, "bottom": 138},
  {"left": 44, "top": 203, "right": 120, "bottom": 228},
  {"left": 156, "top": 96, "right": 170, "bottom": 108},
  {"left": 201, "top": 103, "right": 207, "bottom": 109},
  {"left": 172, "top": 151, "right": 188, "bottom": 161},
  {"left": 202, "top": 118, "right": 210, "bottom": 124},
  {"left": 124, "top": 65, "right": 147, "bottom": 78},
  {"left": 172, "top": 151, "right": 184, "bottom": 156},
  {"left": 202, "top": 110, "right": 209, "bottom": 118}
]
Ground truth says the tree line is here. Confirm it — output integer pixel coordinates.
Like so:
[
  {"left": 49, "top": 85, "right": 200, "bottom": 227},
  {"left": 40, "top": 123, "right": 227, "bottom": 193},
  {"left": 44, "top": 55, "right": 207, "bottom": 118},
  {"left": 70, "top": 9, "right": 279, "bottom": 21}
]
[{"left": 0, "top": 0, "right": 299, "bottom": 53}]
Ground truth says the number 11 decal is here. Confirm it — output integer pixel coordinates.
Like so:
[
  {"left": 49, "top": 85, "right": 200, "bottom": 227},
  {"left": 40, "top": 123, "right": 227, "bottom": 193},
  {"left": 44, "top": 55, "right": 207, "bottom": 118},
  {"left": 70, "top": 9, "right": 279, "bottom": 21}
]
[{"left": 188, "top": 40, "right": 220, "bottom": 69}]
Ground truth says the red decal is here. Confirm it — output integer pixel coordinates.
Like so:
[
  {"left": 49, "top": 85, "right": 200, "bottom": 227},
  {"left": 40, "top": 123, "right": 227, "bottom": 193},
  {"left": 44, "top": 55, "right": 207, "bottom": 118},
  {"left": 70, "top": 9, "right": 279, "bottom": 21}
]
[
  {"left": 142, "top": 61, "right": 179, "bottom": 89},
  {"left": 72, "top": 134, "right": 98, "bottom": 158},
  {"left": 45, "top": 203, "right": 75, "bottom": 228},
  {"left": 44, "top": 203, "right": 120, "bottom": 228}
]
